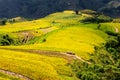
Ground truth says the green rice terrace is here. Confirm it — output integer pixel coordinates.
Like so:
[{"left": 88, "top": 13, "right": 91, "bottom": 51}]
[{"left": 0, "top": 10, "right": 120, "bottom": 80}]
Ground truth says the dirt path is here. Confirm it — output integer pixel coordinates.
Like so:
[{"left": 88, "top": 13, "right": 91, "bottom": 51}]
[
  {"left": 61, "top": 52, "right": 91, "bottom": 64},
  {"left": 115, "top": 27, "right": 119, "bottom": 33},
  {"left": 40, "top": 27, "right": 54, "bottom": 34},
  {"left": 0, "top": 69, "right": 31, "bottom": 80},
  {"left": 0, "top": 48, "right": 91, "bottom": 64},
  {"left": 16, "top": 27, "right": 58, "bottom": 44}
]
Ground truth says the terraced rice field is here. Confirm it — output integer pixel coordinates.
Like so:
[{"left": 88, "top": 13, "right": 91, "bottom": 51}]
[{"left": 0, "top": 11, "right": 118, "bottom": 80}]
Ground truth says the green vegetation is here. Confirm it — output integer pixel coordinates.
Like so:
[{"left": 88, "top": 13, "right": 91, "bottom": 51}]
[
  {"left": 81, "top": 14, "right": 112, "bottom": 23},
  {"left": 0, "top": 18, "right": 7, "bottom": 25},
  {"left": 71, "top": 33, "right": 120, "bottom": 80}
]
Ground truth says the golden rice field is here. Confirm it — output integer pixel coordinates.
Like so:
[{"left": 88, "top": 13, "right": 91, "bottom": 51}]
[{"left": 0, "top": 49, "right": 76, "bottom": 80}]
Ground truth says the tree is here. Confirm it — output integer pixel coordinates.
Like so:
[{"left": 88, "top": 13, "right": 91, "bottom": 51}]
[
  {"left": 75, "top": 10, "right": 79, "bottom": 15},
  {"left": 80, "top": 9, "right": 97, "bottom": 15},
  {"left": 0, "top": 34, "right": 14, "bottom": 45},
  {"left": 97, "top": 23, "right": 101, "bottom": 29},
  {"left": 0, "top": 20, "right": 7, "bottom": 25}
]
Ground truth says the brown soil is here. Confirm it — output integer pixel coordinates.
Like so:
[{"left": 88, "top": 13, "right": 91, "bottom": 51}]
[{"left": 0, "top": 69, "right": 31, "bottom": 80}]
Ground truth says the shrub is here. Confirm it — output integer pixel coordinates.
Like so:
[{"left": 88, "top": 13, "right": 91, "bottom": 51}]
[
  {"left": 105, "top": 37, "right": 119, "bottom": 49},
  {"left": 81, "top": 16, "right": 97, "bottom": 23},
  {"left": 97, "top": 15, "right": 113, "bottom": 23},
  {"left": 43, "top": 38, "right": 46, "bottom": 42},
  {"left": 0, "top": 20, "right": 7, "bottom": 25},
  {"left": 81, "top": 14, "right": 112, "bottom": 23},
  {"left": 0, "top": 34, "right": 14, "bottom": 45},
  {"left": 80, "top": 9, "right": 97, "bottom": 15},
  {"left": 105, "top": 31, "right": 118, "bottom": 36},
  {"left": 75, "top": 10, "right": 79, "bottom": 15}
]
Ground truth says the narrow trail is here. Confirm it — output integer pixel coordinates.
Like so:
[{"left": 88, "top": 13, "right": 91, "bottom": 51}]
[
  {"left": 40, "top": 27, "right": 56, "bottom": 34},
  {"left": 115, "top": 27, "right": 119, "bottom": 33},
  {"left": 61, "top": 52, "right": 91, "bottom": 64},
  {"left": 0, "top": 48, "right": 91, "bottom": 64},
  {"left": 0, "top": 69, "right": 31, "bottom": 80}
]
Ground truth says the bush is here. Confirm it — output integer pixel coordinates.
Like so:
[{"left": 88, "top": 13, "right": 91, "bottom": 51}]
[
  {"left": 71, "top": 60, "right": 120, "bottom": 80},
  {"left": 81, "top": 16, "right": 97, "bottom": 23},
  {"left": 97, "top": 15, "right": 113, "bottom": 23},
  {"left": 71, "top": 47, "right": 120, "bottom": 80},
  {"left": 81, "top": 10, "right": 113, "bottom": 23},
  {"left": 0, "top": 34, "right": 14, "bottom": 46},
  {"left": 81, "top": 14, "right": 112, "bottom": 23},
  {"left": 105, "top": 31, "right": 118, "bottom": 36},
  {"left": 81, "top": 9, "right": 97, "bottom": 15},
  {"left": 0, "top": 20, "right": 7, "bottom": 25},
  {"left": 80, "top": 72, "right": 99, "bottom": 80},
  {"left": 105, "top": 37, "right": 119, "bottom": 49}
]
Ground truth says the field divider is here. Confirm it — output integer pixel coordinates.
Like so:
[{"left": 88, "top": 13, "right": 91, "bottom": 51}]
[
  {"left": 0, "top": 69, "right": 32, "bottom": 80},
  {"left": 0, "top": 48, "right": 91, "bottom": 64},
  {"left": 115, "top": 27, "right": 119, "bottom": 33}
]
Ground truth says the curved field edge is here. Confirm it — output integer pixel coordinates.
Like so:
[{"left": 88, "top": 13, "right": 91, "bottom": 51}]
[{"left": 0, "top": 49, "right": 77, "bottom": 80}]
